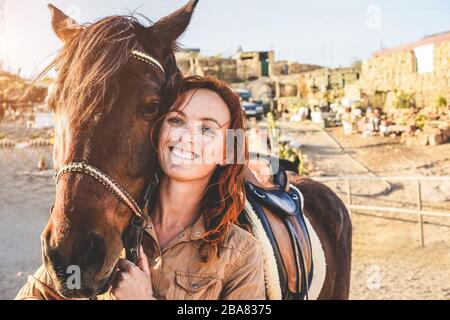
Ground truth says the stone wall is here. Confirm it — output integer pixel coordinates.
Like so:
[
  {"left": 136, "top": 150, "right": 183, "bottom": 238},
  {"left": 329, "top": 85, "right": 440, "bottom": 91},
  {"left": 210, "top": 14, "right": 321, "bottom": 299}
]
[
  {"left": 234, "top": 51, "right": 275, "bottom": 80},
  {"left": 360, "top": 41, "right": 450, "bottom": 108},
  {"left": 272, "top": 67, "right": 360, "bottom": 99},
  {"left": 303, "top": 67, "right": 360, "bottom": 91},
  {"left": 272, "top": 74, "right": 304, "bottom": 98},
  {"left": 176, "top": 56, "right": 238, "bottom": 83},
  {"left": 270, "top": 61, "right": 321, "bottom": 76}
]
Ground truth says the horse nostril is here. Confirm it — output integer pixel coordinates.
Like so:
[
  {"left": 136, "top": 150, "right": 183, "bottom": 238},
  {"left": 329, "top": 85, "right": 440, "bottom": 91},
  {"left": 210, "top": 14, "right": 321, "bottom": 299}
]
[
  {"left": 45, "top": 245, "right": 66, "bottom": 276},
  {"left": 42, "top": 233, "right": 59, "bottom": 266},
  {"left": 81, "top": 233, "right": 106, "bottom": 269}
]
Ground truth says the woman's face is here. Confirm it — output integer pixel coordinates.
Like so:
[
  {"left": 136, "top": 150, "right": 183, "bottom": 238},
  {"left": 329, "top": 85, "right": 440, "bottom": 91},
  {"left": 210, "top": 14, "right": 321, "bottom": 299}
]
[{"left": 158, "top": 89, "right": 231, "bottom": 182}]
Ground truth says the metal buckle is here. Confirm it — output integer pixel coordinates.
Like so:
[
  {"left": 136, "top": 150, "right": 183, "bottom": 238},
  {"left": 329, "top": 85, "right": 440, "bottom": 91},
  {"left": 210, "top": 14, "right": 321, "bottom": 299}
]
[{"left": 254, "top": 189, "right": 266, "bottom": 199}]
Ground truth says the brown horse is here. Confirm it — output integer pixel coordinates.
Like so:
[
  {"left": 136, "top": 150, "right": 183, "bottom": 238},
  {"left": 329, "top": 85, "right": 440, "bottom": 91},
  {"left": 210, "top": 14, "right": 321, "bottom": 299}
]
[{"left": 40, "top": 0, "right": 351, "bottom": 300}]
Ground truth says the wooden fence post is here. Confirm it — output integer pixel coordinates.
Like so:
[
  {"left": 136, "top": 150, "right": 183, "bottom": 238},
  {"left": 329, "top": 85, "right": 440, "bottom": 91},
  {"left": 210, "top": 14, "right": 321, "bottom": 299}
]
[
  {"left": 417, "top": 180, "right": 424, "bottom": 247},
  {"left": 347, "top": 180, "right": 352, "bottom": 217}
]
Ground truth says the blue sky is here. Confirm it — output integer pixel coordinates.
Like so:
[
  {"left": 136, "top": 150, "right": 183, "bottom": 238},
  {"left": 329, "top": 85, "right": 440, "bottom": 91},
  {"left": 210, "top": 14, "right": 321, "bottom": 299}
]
[{"left": 2, "top": 0, "right": 450, "bottom": 77}]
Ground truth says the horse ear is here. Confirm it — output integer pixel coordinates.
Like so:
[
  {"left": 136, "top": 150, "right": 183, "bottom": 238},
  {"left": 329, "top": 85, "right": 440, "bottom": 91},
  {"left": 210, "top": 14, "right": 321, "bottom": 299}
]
[
  {"left": 48, "top": 4, "right": 83, "bottom": 43},
  {"left": 149, "top": 0, "right": 199, "bottom": 51}
]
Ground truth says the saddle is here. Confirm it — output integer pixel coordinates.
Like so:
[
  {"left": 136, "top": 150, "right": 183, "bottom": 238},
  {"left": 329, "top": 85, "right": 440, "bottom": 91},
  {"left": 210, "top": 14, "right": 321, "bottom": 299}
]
[{"left": 243, "top": 156, "right": 313, "bottom": 300}]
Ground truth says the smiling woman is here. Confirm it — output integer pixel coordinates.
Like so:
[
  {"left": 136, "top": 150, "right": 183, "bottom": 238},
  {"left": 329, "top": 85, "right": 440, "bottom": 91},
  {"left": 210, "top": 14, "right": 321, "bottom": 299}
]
[{"left": 105, "top": 75, "right": 268, "bottom": 300}]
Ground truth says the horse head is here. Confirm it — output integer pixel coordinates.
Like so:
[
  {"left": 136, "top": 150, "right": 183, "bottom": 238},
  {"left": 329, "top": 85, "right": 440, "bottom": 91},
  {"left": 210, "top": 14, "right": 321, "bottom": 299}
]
[{"left": 41, "top": 1, "right": 199, "bottom": 299}]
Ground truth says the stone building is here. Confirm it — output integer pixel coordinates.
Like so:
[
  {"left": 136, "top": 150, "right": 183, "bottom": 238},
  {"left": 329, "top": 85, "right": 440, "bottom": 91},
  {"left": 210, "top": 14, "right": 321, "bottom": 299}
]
[
  {"left": 232, "top": 49, "right": 275, "bottom": 80},
  {"left": 360, "top": 31, "right": 450, "bottom": 108}
]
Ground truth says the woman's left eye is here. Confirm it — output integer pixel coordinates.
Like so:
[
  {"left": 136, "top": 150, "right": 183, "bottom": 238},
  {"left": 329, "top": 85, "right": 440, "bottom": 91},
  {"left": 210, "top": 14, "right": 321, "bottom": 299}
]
[{"left": 201, "top": 127, "right": 215, "bottom": 135}]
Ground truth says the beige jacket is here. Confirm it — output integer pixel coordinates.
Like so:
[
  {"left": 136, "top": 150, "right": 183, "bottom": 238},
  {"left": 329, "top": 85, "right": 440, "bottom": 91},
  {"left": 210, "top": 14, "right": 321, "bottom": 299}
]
[{"left": 15, "top": 214, "right": 266, "bottom": 300}]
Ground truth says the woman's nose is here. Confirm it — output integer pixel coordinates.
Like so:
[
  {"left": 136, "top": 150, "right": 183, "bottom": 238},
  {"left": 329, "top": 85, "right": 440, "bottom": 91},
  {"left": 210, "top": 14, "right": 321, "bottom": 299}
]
[
  {"left": 173, "top": 125, "right": 198, "bottom": 143},
  {"left": 176, "top": 130, "right": 192, "bottom": 144}
]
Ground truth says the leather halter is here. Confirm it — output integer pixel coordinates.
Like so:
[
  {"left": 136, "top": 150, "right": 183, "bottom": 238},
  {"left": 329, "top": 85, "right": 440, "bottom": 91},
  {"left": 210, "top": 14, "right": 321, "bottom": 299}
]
[
  {"left": 130, "top": 50, "right": 165, "bottom": 78},
  {"left": 52, "top": 50, "right": 164, "bottom": 265}
]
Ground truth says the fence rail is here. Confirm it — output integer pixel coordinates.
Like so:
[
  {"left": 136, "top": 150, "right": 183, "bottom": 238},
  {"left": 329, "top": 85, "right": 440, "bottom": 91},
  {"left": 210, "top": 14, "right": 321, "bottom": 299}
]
[{"left": 312, "top": 176, "right": 450, "bottom": 246}]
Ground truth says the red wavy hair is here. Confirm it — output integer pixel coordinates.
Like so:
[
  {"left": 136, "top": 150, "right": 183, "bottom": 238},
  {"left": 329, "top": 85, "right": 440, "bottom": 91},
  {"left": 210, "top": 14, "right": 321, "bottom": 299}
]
[{"left": 150, "top": 75, "right": 248, "bottom": 262}]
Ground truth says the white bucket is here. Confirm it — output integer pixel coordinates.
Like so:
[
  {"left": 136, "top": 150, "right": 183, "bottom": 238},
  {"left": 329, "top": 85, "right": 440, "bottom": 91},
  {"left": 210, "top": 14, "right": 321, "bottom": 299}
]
[{"left": 343, "top": 121, "right": 353, "bottom": 135}]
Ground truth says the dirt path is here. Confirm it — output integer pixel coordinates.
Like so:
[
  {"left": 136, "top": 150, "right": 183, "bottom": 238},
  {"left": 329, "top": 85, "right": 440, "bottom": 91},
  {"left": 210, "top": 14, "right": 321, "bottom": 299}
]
[{"left": 278, "top": 121, "right": 370, "bottom": 176}]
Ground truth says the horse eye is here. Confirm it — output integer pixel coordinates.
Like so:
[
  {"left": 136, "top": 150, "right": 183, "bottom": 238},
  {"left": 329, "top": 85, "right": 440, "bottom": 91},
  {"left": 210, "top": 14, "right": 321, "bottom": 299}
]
[{"left": 139, "top": 101, "right": 160, "bottom": 119}]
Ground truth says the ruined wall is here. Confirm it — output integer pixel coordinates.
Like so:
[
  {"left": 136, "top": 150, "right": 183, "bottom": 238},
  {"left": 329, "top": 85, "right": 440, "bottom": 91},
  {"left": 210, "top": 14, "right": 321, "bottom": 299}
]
[
  {"left": 272, "top": 67, "right": 361, "bottom": 101},
  {"left": 360, "top": 41, "right": 450, "bottom": 108},
  {"left": 272, "top": 74, "right": 304, "bottom": 98},
  {"left": 270, "top": 61, "right": 321, "bottom": 76},
  {"left": 236, "top": 52, "right": 262, "bottom": 80},
  {"left": 176, "top": 57, "right": 238, "bottom": 83},
  {"left": 198, "top": 57, "right": 238, "bottom": 83},
  {"left": 303, "top": 67, "right": 360, "bottom": 91}
]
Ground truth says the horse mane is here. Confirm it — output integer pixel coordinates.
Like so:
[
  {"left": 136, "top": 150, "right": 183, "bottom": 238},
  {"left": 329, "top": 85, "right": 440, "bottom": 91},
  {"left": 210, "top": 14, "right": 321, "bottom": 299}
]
[{"left": 38, "top": 14, "right": 177, "bottom": 128}]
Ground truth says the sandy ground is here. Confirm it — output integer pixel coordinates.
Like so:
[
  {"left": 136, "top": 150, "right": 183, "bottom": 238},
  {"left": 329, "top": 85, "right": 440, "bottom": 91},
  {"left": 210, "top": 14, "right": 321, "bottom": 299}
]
[
  {"left": 350, "top": 213, "right": 450, "bottom": 299},
  {"left": 0, "top": 121, "right": 449, "bottom": 299},
  {"left": 0, "top": 147, "right": 54, "bottom": 299}
]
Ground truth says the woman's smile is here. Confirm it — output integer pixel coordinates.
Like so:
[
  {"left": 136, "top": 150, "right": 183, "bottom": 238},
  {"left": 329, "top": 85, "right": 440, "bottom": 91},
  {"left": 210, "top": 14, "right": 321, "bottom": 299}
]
[{"left": 169, "top": 146, "right": 200, "bottom": 161}]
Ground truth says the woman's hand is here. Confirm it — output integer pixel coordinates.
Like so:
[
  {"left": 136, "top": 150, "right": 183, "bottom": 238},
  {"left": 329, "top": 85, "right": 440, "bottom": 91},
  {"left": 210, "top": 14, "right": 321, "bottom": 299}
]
[{"left": 110, "top": 246, "right": 155, "bottom": 300}]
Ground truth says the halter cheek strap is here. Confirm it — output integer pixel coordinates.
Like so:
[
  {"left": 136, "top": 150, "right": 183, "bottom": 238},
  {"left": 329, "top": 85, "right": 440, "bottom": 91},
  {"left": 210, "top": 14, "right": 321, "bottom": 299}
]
[{"left": 130, "top": 50, "right": 166, "bottom": 79}]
